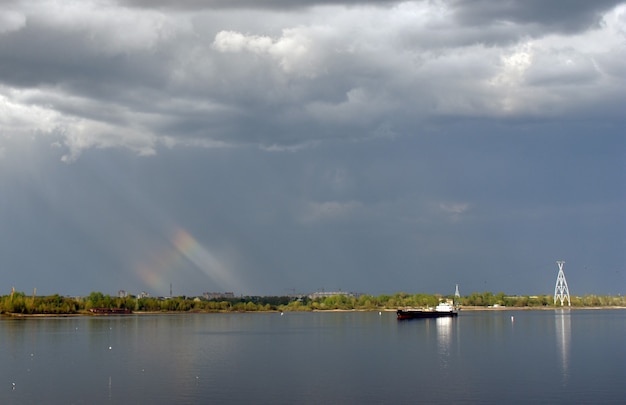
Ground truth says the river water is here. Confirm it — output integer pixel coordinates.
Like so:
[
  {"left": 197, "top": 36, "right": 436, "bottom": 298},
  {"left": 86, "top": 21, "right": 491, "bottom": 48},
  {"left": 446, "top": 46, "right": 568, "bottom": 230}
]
[{"left": 1, "top": 309, "right": 624, "bottom": 404}]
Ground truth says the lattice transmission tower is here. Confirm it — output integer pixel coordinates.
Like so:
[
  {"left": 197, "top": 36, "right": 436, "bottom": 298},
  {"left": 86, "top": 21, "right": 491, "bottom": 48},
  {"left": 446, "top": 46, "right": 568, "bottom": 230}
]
[{"left": 554, "top": 261, "right": 571, "bottom": 306}]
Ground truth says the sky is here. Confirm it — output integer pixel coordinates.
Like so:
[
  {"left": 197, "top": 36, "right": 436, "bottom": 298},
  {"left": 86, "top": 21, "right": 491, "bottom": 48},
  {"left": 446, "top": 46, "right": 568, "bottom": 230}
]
[{"left": 0, "top": 0, "right": 624, "bottom": 298}]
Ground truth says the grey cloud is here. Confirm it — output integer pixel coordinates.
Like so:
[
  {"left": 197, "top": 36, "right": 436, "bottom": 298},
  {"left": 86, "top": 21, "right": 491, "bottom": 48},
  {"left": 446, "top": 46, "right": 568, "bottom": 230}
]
[
  {"left": 523, "top": 48, "right": 600, "bottom": 86},
  {"left": 1, "top": 1, "right": 625, "bottom": 160},
  {"left": 594, "top": 46, "right": 626, "bottom": 80},
  {"left": 118, "top": 0, "right": 625, "bottom": 38}
]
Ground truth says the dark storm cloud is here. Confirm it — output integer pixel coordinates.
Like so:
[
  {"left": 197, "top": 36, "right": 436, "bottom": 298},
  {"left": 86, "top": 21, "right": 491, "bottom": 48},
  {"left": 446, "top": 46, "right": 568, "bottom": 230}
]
[
  {"left": 0, "top": 29, "right": 169, "bottom": 92},
  {"left": 393, "top": 0, "right": 626, "bottom": 49},
  {"left": 119, "top": 0, "right": 402, "bottom": 11},
  {"left": 450, "top": 0, "right": 623, "bottom": 32}
]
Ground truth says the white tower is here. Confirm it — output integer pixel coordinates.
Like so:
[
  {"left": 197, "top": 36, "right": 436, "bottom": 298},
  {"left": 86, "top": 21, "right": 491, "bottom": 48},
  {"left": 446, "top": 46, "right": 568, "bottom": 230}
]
[{"left": 554, "top": 261, "right": 571, "bottom": 306}]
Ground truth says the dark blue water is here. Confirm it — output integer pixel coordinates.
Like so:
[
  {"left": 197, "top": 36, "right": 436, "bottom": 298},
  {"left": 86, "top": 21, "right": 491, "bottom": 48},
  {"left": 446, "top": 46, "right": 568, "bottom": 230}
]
[{"left": 1, "top": 309, "right": 624, "bottom": 404}]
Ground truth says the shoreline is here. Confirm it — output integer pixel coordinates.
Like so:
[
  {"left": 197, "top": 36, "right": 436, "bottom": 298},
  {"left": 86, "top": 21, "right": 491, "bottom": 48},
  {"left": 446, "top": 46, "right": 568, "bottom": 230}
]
[
  {"left": 2, "top": 306, "right": 625, "bottom": 318},
  {"left": 459, "top": 305, "right": 626, "bottom": 311}
]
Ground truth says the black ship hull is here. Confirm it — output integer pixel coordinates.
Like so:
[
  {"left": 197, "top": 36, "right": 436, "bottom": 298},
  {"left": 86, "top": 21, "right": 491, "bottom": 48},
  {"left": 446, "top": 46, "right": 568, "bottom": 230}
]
[{"left": 396, "top": 309, "right": 459, "bottom": 320}]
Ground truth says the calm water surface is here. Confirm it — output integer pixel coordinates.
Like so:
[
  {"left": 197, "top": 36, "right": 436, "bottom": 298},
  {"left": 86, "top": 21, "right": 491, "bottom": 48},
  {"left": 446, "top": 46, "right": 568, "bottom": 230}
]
[{"left": 1, "top": 309, "right": 624, "bottom": 404}]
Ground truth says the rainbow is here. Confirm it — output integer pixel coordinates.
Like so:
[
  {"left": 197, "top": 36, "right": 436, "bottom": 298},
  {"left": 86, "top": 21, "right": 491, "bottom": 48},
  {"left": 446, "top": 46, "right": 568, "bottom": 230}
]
[{"left": 134, "top": 227, "right": 243, "bottom": 295}]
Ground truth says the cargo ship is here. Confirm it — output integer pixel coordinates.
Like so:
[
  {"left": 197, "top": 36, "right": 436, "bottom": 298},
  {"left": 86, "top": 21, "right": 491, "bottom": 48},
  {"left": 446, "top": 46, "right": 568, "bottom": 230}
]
[
  {"left": 89, "top": 308, "right": 132, "bottom": 315},
  {"left": 396, "top": 301, "right": 459, "bottom": 320}
]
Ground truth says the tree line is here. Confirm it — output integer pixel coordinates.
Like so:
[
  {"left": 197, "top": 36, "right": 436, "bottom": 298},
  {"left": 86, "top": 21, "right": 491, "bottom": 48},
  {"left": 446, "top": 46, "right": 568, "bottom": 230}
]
[
  {"left": 0, "top": 291, "right": 624, "bottom": 315},
  {"left": 460, "top": 291, "right": 626, "bottom": 307}
]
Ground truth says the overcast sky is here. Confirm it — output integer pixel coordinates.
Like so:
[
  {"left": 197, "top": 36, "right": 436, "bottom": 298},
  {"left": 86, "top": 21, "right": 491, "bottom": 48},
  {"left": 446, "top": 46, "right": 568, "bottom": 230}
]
[{"left": 1, "top": 0, "right": 624, "bottom": 297}]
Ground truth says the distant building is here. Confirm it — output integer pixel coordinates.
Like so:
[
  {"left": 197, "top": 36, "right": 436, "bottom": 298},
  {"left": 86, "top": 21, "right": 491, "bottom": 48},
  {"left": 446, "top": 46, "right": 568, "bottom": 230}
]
[
  {"left": 138, "top": 291, "right": 150, "bottom": 299},
  {"left": 118, "top": 290, "right": 128, "bottom": 298},
  {"left": 203, "top": 292, "right": 235, "bottom": 300},
  {"left": 308, "top": 291, "right": 358, "bottom": 300}
]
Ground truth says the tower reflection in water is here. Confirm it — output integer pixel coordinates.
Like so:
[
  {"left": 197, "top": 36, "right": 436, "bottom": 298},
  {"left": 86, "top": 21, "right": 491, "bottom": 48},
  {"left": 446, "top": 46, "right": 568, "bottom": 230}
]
[{"left": 555, "top": 309, "right": 571, "bottom": 384}]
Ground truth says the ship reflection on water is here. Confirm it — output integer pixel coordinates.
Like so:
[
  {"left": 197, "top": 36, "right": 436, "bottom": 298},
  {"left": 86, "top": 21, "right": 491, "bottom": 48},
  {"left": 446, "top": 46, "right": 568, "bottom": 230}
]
[{"left": 436, "top": 316, "right": 453, "bottom": 370}]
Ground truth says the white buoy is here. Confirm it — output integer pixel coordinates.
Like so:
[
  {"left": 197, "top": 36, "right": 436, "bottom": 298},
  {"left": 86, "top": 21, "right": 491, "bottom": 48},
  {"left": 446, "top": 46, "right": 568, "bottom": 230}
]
[{"left": 511, "top": 316, "right": 514, "bottom": 322}]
